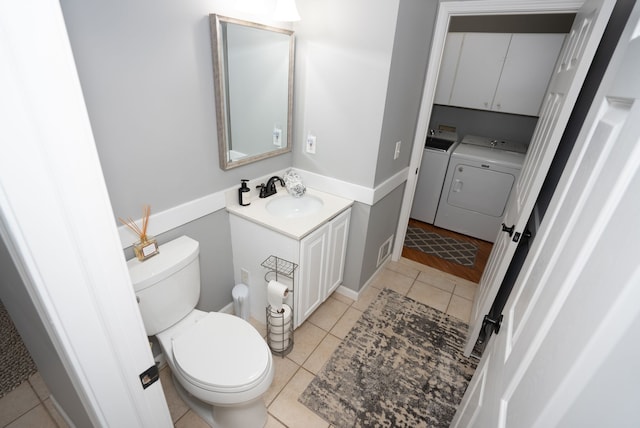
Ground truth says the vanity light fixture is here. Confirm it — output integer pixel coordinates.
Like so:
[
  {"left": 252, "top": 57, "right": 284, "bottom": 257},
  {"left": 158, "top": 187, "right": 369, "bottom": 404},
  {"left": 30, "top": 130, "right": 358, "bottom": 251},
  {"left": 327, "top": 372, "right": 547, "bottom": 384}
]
[{"left": 273, "top": 0, "right": 300, "bottom": 21}]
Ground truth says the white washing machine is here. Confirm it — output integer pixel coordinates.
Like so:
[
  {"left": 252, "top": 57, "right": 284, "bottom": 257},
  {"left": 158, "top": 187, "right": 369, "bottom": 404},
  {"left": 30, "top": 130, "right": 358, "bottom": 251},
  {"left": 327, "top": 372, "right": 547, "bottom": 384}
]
[
  {"left": 433, "top": 135, "right": 526, "bottom": 242},
  {"left": 410, "top": 130, "right": 459, "bottom": 224}
]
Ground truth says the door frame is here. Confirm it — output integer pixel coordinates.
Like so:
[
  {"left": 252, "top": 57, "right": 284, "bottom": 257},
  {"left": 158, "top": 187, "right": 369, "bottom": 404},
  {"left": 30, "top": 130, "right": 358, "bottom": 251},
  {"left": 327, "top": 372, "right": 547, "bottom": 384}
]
[{"left": 393, "top": 0, "right": 585, "bottom": 261}]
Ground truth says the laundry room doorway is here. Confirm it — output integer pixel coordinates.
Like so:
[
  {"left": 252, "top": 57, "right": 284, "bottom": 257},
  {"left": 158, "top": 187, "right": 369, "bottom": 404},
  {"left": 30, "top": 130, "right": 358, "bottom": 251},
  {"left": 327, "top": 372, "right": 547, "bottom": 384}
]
[{"left": 394, "top": 0, "right": 619, "bottom": 356}]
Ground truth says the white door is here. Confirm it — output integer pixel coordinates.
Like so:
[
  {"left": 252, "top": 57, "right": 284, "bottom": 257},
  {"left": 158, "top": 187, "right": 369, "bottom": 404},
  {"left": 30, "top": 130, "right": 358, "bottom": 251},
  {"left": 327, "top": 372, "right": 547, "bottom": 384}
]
[
  {"left": 464, "top": 0, "right": 616, "bottom": 356},
  {"left": 452, "top": 5, "right": 640, "bottom": 425},
  {"left": 0, "top": 1, "right": 172, "bottom": 426}
]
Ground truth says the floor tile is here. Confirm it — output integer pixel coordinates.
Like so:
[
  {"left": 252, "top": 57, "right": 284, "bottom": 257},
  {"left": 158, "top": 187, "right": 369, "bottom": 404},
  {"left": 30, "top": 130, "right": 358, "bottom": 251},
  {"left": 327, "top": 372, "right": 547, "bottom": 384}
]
[
  {"left": 268, "top": 369, "right": 329, "bottom": 428},
  {"left": 370, "top": 269, "right": 414, "bottom": 295},
  {"left": 447, "top": 294, "right": 473, "bottom": 324},
  {"left": 0, "top": 382, "right": 40, "bottom": 427},
  {"left": 453, "top": 280, "right": 478, "bottom": 301},
  {"left": 287, "top": 322, "right": 326, "bottom": 366},
  {"left": 5, "top": 404, "right": 57, "bottom": 428},
  {"left": 174, "top": 410, "right": 210, "bottom": 428},
  {"left": 330, "top": 307, "right": 363, "bottom": 340},
  {"left": 351, "top": 286, "right": 381, "bottom": 312},
  {"left": 407, "top": 281, "right": 452, "bottom": 313},
  {"left": 27, "top": 372, "right": 49, "bottom": 401},
  {"left": 330, "top": 291, "right": 354, "bottom": 306},
  {"left": 159, "top": 367, "right": 189, "bottom": 423},
  {"left": 307, "top": 297, "right": 349, "bottom": 332},
  {"left": 264, "top": 357, "right": 299, "bottom": 406},
  {"left": 265, "top": 414, "right": 287, "bottom": 427},
  {"left": 303, "top": 334, "right": 342, "bottom": 375},
  {"left": 385, "top": 259, "right": 420, "bottom": 280},
  {"left": 416, "top": 270, "right": 456, "bottom": 293}
]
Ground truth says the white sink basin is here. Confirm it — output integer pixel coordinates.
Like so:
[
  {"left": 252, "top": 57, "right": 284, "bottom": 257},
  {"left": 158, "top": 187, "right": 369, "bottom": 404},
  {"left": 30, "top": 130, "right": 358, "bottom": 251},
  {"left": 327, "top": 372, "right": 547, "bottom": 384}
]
[{"left": 266, "top": 195, "right": 323, "bottom": 218}]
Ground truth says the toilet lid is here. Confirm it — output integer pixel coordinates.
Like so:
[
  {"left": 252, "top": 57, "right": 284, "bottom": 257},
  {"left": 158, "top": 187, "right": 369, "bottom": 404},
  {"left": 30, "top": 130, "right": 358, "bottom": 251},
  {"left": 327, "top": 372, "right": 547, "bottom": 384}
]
[{"left": 172, "top": 312, "right": 270, "bottom": 392}]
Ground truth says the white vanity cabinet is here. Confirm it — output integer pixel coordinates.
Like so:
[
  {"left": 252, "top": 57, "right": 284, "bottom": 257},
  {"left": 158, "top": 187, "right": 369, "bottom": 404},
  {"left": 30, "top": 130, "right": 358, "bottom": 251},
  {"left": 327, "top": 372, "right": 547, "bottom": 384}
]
[
  {"left": 440, "top": 32, "right": 565, "bottom": 116},
  {"left": 228, "top": 205, "right": 351, "bottom": 329},
  {"left": 298, "top": 208, "right": 350, "bottom": 323}
]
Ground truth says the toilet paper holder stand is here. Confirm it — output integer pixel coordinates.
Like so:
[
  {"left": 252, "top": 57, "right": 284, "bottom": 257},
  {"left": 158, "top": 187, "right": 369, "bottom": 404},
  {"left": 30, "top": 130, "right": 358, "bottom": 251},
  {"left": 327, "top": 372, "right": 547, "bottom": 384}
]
[{"left": 261, "top": 255, "right": 297, "bottom": 357}]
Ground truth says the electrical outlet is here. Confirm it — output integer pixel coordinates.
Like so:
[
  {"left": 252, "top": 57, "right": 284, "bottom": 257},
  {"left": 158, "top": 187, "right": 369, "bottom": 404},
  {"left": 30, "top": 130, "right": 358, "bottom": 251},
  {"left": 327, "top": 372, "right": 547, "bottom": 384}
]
[
  {"left": 241, "top": 268, "right": 250, "bottom": 284},
  {"left": 394, "top": 141, "right": 402, "bottom": 159},
  {"left": 273, "top": 126, "right": 282, "bottom": 147},
  {"left": 306, "top": 133, "right": 316, "bottom": 154}
]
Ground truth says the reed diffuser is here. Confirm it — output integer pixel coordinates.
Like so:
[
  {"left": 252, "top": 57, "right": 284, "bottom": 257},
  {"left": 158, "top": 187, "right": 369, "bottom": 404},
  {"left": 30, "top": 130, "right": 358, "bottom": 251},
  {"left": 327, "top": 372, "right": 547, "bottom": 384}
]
[{"left": 119, "top": 205, "right": 159, "bottom": 261}]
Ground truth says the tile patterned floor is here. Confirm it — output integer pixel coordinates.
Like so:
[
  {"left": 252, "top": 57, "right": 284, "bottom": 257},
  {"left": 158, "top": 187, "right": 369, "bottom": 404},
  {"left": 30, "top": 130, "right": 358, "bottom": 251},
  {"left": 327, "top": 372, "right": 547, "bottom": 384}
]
[{"left": 0, "top": 258, "right": 477, "bottom": 428}]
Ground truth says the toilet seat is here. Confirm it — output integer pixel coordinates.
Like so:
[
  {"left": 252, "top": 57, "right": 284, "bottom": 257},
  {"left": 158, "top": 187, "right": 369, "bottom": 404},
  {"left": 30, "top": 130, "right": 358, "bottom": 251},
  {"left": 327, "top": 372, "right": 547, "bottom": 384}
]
[{"left": 172, "top": 312, "right": 271, "bottom": 393}]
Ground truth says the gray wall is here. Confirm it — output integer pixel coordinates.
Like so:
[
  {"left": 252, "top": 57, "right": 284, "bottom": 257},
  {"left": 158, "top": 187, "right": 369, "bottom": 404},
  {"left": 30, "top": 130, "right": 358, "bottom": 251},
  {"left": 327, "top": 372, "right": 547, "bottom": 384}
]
[
  {"left": 430, "top": 104, "right": 539, "bottom": 144},
  {"left": 60, "top": 0, "right": 292, "bottom": 310},
  {"left": 292, "top": 0, "right": 399, "bottom": 188},
  {"left": 61, "top": 0, "right": 441, "bottom": 302},
  {"left": 375, "top": 0, "right": 438, "bottom": 186},
  {"left": 60, "top": 0, "right": 293, "bottom": 218},
  {"left": 0, "top": 238, "right": 93, "bottom": 427}
]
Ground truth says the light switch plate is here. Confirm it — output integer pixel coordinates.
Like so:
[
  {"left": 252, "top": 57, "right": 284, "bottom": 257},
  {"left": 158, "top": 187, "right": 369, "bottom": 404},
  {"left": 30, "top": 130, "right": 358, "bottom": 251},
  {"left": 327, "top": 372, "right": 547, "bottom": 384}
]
[{"left": 394, "top": 141, "right": 401, "bottom": 159}]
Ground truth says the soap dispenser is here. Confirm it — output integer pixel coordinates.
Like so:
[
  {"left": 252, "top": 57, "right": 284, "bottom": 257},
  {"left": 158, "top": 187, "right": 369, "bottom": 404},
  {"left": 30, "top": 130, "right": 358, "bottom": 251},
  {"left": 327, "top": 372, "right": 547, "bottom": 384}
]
[{"left": 239, "top": 179, "right": 251, "bottom": 206}]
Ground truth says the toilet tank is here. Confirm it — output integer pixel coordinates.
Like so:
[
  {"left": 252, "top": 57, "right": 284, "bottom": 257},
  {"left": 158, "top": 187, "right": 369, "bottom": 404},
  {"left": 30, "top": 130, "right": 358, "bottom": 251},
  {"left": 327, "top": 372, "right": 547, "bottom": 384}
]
[{"left": 127, "top": 235, "right": 200, "bottom": 335}]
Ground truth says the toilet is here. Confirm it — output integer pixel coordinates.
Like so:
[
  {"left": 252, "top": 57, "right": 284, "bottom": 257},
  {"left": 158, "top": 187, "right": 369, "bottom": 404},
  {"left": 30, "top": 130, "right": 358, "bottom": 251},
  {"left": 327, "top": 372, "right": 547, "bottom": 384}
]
[{"left": 127, "top": 235, "right": 274, "bottom": 428}]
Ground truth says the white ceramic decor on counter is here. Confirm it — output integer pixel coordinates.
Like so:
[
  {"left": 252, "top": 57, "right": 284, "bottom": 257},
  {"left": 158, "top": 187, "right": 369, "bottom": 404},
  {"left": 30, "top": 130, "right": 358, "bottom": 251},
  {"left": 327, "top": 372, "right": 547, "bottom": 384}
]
[{"left": 226, "top": 187, "right": 353, "bottom": 240}]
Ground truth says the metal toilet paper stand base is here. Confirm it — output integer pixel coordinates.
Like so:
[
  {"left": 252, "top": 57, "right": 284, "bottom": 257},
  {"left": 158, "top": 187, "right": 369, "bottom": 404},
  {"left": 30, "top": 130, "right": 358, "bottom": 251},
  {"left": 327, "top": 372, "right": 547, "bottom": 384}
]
[{"left": 262, "top": 255, "right": 297, "bottom": 357}]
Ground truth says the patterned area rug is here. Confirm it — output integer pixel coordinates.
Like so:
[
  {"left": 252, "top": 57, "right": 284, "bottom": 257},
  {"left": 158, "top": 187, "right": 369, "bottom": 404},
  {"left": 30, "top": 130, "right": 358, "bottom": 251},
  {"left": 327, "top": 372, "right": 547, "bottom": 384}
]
[
  {"left": 404, "top": 226, "right": 478, "bottom": 267},
  {"left": 299, "top": 288, "right": 477, "bottom": 427},
  {"left": 0, "top": 301, "right": 37, "bottom": 398}
]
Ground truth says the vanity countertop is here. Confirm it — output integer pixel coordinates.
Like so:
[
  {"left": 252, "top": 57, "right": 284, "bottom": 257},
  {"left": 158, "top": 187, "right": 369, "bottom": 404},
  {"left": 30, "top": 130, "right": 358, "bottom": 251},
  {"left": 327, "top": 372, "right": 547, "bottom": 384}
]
[{"left": 226, "top": 188, "right": 353, "bottom": 240}]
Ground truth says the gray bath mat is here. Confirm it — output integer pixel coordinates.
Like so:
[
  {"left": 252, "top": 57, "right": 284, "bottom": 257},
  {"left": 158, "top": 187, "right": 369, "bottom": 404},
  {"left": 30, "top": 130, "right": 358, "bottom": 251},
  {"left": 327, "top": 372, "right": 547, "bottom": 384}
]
[{"left": 299, "top": 288, "right": 477, "bottom": 427}]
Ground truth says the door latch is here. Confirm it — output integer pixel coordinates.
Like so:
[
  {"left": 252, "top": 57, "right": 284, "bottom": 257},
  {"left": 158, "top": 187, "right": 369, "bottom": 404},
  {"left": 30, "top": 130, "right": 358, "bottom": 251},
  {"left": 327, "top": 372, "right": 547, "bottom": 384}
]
[
  {"left": 139, "top": 365, "right": 159, "bottom": 389},
  {"left": 483, "top": 314, "right": 504, "bottom": 335}
]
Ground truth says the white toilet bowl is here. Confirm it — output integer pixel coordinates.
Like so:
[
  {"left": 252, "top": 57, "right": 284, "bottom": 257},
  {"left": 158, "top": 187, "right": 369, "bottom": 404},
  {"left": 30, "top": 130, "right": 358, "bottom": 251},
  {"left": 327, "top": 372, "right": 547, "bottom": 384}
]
[{"left": 157, "top": 310, "right": 274, "bottom": 428}]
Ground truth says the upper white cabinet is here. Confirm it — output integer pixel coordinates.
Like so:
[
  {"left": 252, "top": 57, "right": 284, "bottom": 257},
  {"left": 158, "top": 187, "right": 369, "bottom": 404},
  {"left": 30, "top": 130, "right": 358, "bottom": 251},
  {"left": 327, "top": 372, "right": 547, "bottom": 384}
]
[
  {"left": 438, "top": 32, "right": 566, "bottom": 116},
  {"left": 492, "top": 34, "right": 566, "bottom": 116},
  {"left": 434, "top": 33, "right": 464, "bottom": 105},
  {"left": 449, "top": 33, "right": 512, "bottom": 112}
]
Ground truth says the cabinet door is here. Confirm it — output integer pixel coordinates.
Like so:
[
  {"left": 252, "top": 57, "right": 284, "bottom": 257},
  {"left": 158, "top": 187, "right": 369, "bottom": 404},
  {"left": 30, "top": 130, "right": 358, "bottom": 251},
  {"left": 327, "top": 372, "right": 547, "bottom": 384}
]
[
  {"left": 297, "top": 224, "right": 328, "bottom": 326},
  {"left": 449, "top": 33, "right": 511, "bottom": 111},
  {"left": 434, "top": 33, "right": 464, "bottom": 105},
  {"left": 325, "top": 209, "right": 351, "bottom": 296},
  {"left": 492, "top": 33, "right": 566, "bottom": 116}
]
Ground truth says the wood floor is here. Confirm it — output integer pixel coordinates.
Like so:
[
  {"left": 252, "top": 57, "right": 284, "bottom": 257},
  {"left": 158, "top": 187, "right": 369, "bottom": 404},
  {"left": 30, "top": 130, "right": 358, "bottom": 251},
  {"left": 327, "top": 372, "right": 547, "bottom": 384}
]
[{"left": 402, "top": 219, "right": 493, "bottom": 283}]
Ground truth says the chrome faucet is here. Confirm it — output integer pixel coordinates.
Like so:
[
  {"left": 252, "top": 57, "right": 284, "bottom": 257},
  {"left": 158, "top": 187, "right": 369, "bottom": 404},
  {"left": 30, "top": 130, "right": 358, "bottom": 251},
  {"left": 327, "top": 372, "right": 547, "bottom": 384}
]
[{"left": 257, "top": 176, "right": 285, "bottom": 198}]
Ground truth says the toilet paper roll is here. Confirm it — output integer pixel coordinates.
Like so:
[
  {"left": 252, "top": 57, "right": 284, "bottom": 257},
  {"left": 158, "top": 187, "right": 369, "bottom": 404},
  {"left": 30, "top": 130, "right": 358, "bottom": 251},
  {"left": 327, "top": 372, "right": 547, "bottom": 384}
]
[
  {"left": 268, "top": 304, "right": 292, "bottom": 351},
  {"left": 267, "top": 280, "right": 289, "bottom": 311},
  {"left": 268, "top": 303, "right": 292, "bottom": 326}
]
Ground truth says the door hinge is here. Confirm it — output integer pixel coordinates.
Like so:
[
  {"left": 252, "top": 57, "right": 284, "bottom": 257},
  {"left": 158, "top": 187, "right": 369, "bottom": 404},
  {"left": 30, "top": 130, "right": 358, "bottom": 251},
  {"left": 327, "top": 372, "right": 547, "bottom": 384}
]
[
  {"left": 483, "top": 314, "right": 504, "bottom": 335},
  {"left": 501, "top": 223, "right": 515, "bottom": 237},
  {"left": 139, "top": 364, "right": 159, "bottom": 389}
]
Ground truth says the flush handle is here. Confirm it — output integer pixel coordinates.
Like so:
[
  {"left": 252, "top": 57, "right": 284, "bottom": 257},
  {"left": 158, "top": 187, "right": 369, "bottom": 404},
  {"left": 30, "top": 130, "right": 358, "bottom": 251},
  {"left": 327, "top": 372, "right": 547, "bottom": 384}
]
[{"left": 501, "top": 223, "right": 515, "bottom": 237}]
